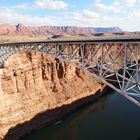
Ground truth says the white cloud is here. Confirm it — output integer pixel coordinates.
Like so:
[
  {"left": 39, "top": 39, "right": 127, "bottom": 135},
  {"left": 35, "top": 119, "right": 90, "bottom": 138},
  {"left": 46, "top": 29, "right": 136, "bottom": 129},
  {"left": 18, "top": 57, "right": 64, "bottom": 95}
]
[
  {"left": 15, "top": 3, "right": 29, "bottom": 8},
  {"left": 94, "top": 0, "right": 137, "bottom": 14},
  {"left": 83, "top": 10, "right": 99, "bottom": 19},
  {"left": 94, "top": 3, "right": 120, "bottom": 14},
  {"left": 0, "top": 9, "right": 54, "bottom": 25},
  {"left": 34, "top": 0, "right": 67, "bottom": 10},
  {"left": 115, "top": 0, "right": 137, "bottom": 7},
  {"left": 12, "top": 3, "right": 30, "bottom": 9},
  {"left": 0, "top": 0, "right": 140, "bottom": 32},
  {"left": 71, "top": 9, "right": 140, "bottom": 31},
  {"left": 122, "top": 9, "right": 140, "bottom": 30},
  {"left": 94, "top": 3, "right": 109, "bottom": 13},
  {"left": 94, "top": 3, "right": 119, "bottom": 13}
]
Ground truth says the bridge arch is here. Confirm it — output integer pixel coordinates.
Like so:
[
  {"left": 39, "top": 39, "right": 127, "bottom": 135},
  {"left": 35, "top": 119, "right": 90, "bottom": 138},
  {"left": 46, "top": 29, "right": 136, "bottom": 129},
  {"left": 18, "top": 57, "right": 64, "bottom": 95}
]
[
  {"left": 0, "top": 43, "right": 58, "bottom": 67},
  {"left": 0, "top": 36, "right": 140, "bottom": 107}
]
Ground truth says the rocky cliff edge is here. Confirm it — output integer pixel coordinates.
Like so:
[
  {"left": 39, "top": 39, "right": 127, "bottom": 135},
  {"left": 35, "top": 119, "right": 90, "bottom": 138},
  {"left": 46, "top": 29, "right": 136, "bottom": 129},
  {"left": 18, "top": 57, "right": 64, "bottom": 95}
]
[{"left": 0, "top": 51, "right": 103, "bottom": 140}]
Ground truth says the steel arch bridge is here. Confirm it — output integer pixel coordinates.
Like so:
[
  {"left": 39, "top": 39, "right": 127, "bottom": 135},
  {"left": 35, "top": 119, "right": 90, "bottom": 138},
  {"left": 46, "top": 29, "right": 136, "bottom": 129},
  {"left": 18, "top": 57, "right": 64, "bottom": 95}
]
[{"left": 1, "top": 35, "right": 140, "bottom": 107}]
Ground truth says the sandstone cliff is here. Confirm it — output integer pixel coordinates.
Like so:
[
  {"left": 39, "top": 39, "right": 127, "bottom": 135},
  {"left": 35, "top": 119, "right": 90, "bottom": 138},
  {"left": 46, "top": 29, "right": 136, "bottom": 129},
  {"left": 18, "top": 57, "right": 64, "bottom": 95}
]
[
  {"left": 0, "top": 51, "right": 103, "bottom": 140},
  {"left": 0, "top": 23, "right": 122, "bottom": 36}
]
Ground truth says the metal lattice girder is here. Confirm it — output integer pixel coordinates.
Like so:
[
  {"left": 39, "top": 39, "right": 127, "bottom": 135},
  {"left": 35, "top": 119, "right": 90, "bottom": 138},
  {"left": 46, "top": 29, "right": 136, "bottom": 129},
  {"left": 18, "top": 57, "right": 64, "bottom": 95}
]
[{"left": 0, "top": 36, "right": 140, "bottom": 108}]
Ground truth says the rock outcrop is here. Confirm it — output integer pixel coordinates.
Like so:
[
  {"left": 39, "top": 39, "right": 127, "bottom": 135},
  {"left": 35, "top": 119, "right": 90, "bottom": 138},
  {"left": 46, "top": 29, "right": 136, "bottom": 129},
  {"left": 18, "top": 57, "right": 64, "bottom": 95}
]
[
  {"left": 0, "top": 51, "right": 103, "bottom": 140},
  {"left": 0, "top": 23, "right": 122, "bottom": 36}
]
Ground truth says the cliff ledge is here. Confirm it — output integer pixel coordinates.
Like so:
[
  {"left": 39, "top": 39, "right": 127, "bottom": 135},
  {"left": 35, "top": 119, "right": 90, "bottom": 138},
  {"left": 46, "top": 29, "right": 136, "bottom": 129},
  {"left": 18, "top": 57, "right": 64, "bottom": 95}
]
[{"left": 0, "top": 51, "right": 103, "bottom": 140}]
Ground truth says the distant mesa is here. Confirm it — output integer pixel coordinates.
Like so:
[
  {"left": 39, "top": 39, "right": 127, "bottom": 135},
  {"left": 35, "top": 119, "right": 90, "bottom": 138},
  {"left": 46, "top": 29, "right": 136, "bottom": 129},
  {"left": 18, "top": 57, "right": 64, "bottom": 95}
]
[{"left": 0, "top": 23, "right": 123, "bottom": 36}]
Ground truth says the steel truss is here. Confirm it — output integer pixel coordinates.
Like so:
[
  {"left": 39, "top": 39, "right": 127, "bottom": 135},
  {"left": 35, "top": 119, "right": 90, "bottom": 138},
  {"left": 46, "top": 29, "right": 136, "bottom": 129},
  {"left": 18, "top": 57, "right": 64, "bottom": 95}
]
[{"left": 0, "top": 40, "right": 140, "bottom": 107}]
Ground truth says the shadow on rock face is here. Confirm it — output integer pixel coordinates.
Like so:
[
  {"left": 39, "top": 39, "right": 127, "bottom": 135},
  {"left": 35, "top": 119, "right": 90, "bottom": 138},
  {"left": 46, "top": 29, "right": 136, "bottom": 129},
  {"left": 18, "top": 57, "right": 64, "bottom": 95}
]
[{"left": 3, "top": 86, "right": 112, "bottom": 140}]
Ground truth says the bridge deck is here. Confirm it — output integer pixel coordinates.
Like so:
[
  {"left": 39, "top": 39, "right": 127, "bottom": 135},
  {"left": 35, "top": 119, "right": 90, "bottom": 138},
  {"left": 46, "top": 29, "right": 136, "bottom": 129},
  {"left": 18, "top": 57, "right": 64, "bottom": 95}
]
[
  {"left": 0, "top": 35, "right": 140, "bottom": 108},
  {"left": 0, "top": 35, "right": 140, "bottom": 45}
]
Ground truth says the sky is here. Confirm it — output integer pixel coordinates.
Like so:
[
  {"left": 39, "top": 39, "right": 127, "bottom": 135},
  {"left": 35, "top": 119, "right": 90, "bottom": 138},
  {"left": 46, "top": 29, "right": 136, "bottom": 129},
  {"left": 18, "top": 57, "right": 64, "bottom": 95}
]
[{"left": 0, "top": 0, "right": 140, "bottom": 31}]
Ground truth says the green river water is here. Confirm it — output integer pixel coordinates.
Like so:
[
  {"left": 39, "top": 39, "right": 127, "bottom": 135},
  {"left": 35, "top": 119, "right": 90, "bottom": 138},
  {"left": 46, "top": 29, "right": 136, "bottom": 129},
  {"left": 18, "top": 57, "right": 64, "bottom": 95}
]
[{"left": 21, "top": 92, "right": 140, "bottom": 140}]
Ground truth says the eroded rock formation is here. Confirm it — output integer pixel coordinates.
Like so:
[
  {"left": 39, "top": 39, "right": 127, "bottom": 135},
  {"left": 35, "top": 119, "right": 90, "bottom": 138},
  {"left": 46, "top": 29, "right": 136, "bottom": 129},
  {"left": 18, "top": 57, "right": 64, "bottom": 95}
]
[
  {"left": 0, "top": 23, "right": 122, "bottom": 36},
  {"left": 0, "top": 51, "right": 103, "bottom": 140}
]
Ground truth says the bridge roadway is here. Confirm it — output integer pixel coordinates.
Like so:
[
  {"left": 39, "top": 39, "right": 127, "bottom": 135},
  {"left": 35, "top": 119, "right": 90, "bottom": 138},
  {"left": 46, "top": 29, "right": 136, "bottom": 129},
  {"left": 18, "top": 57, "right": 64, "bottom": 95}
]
[
  {"left": 0, "top": 35, "right": 140, "bottom": 45},
  {"left": 0, "top": 35, "right": 140, "bottom": 108}
]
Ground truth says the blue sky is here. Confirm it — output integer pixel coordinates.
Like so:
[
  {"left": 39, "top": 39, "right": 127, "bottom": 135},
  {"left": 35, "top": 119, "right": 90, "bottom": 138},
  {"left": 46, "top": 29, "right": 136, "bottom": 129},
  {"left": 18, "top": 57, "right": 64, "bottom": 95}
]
[{"left": 0, "top": 0, "right": 140, "bottom": 31}]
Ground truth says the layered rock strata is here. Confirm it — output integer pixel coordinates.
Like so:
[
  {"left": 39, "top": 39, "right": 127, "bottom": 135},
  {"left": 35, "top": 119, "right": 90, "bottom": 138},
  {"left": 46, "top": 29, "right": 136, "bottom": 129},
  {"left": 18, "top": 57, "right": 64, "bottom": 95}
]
[
  {"left": 0, "top": 51, "right": 103, "bottom": 140},
  {"left": 0, "top": 23, "right": 122, "bottom": 35}
]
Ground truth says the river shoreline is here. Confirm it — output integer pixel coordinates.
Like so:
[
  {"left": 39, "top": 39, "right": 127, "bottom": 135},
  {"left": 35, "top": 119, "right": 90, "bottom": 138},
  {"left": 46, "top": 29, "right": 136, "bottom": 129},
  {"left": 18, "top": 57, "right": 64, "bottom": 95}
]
[{"left": 4, "top": 86, "right": 113, "bottom": 140}]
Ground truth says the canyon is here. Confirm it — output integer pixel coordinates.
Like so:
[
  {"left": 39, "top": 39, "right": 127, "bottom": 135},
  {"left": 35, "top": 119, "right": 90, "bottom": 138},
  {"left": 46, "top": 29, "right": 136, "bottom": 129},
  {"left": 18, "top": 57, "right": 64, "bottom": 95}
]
[
  {"left": 0, "top": 34, "right": 140, "bottom": 140},
  {"left": 0, "top": 23, "right": 122, "bottom": 36},
  {"left": 0, "top": 51, "right": 105, "bottom": 140}
]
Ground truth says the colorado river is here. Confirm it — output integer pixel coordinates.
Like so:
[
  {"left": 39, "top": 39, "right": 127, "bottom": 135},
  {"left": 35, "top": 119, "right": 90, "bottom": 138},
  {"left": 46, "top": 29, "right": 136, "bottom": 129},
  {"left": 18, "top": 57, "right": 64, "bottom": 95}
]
[{"left": 20, "top": 92, "right": 140, "bottom": 140}]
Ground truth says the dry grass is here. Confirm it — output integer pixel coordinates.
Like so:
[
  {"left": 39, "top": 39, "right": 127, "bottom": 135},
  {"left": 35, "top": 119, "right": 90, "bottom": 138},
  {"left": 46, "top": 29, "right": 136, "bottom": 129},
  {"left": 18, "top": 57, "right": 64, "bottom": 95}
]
[
  {"left": 0, "top": 35, "right": 52, "bottom": 43},
  {"left": 0, "top": 32, "right": 139, "bottom": 43}
]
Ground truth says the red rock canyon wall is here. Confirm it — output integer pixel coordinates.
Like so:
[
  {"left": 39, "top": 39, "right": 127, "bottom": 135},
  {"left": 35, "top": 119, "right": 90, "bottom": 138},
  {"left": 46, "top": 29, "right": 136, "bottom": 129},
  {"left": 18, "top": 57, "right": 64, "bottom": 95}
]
[{"left": 0, "top": 51, "right": 103, "bottom": 140}]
